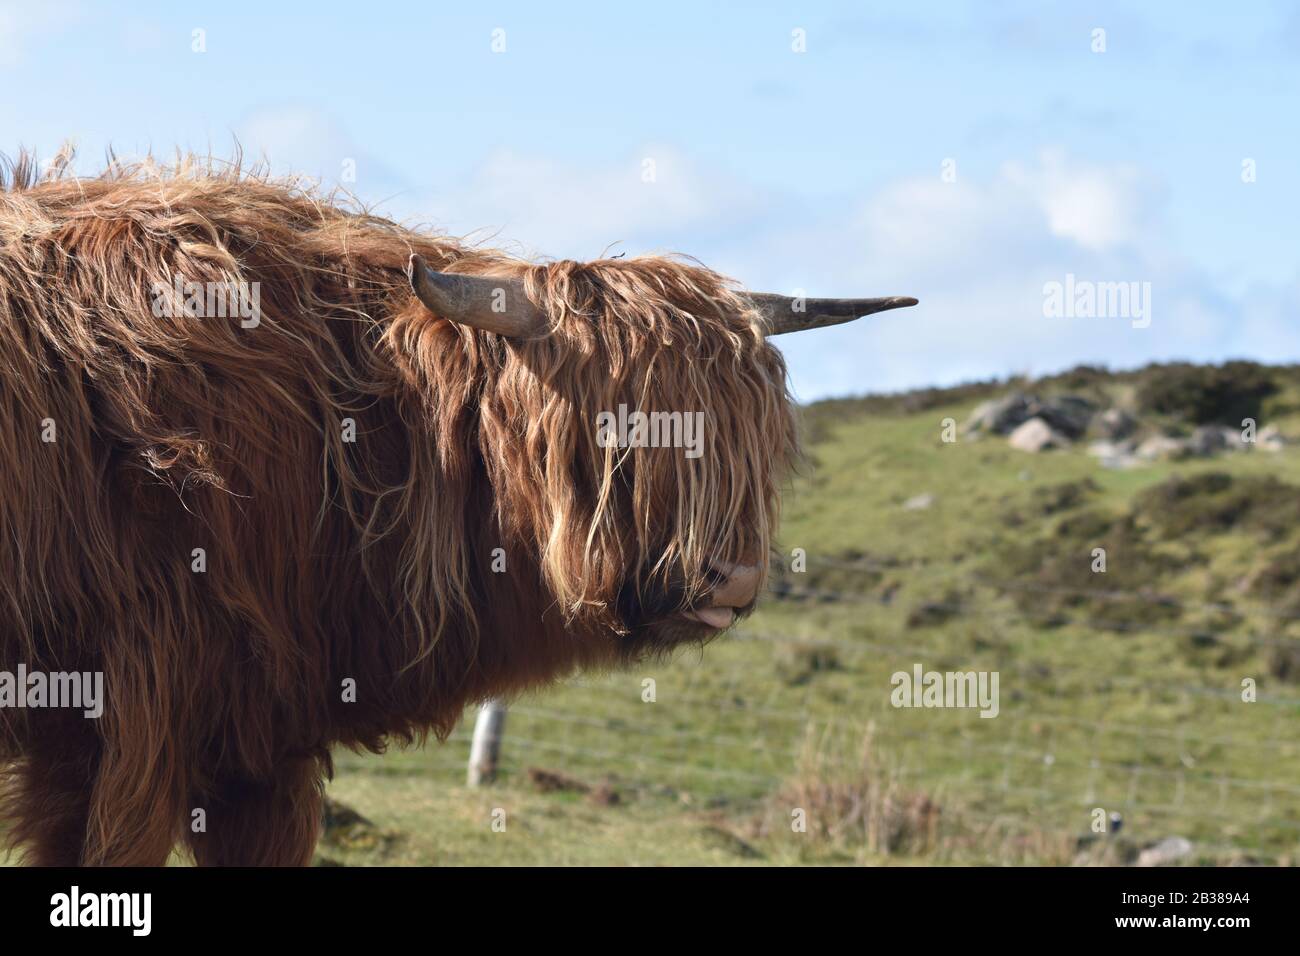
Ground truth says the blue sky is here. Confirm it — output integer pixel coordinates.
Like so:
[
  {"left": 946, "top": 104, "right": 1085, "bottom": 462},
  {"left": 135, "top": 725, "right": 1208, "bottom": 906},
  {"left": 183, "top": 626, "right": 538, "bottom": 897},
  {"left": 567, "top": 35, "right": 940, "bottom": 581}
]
[{"left": 3, "top": 1, "right": 1297, "bottom": 400}]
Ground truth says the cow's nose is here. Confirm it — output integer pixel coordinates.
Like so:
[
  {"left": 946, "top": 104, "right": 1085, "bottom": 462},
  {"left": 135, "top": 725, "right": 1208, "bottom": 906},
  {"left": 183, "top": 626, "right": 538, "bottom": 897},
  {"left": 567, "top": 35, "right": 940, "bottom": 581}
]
[{"left": 708, "top": 561, "right": 762, "bottom": 609}]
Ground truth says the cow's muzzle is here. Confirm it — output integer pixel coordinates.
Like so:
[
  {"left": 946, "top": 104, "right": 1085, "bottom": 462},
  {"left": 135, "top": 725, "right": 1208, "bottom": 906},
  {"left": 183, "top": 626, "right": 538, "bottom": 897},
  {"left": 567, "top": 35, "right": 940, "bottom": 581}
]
[{"left": 679, "top": 561, "right": 761, "bottom": 630}]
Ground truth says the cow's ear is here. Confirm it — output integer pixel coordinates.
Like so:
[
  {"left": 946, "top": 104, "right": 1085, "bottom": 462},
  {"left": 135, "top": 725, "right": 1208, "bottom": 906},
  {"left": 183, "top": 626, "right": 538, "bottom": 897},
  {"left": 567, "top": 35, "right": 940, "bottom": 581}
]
[{"left": 407, "top": 255, "right": 549, "bottom": 338}]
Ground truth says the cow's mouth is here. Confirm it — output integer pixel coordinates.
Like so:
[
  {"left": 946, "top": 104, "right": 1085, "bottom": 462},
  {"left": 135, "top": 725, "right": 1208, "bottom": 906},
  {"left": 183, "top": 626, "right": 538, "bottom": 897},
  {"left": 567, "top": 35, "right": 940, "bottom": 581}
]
[
  {"left": 619, "top": 560, "right": 761, "bottom": 633},
  {"left": 679, "top": 606, "right": 737, "bottom": 630},
  {"left": 674, "top": 560, "right": 761, "bottom": 630}
]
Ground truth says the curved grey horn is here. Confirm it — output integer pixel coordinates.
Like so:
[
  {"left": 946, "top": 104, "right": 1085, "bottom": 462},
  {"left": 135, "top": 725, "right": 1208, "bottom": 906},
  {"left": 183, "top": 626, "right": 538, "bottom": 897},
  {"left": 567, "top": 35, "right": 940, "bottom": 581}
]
[
  {"left": 408, "top": 254, "right": 548, "bottom": 337},
  {"left": 749, "top": 292, "right": 919, "bottom": 336}
]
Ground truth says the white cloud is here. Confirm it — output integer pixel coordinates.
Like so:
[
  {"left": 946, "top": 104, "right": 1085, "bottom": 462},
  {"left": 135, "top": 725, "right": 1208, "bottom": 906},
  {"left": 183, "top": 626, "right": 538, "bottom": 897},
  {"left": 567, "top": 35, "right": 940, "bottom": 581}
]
[
  {"left": 410, "top": 146, "right": 760, "bottom": 260},
  {"left": 1003, "top": 148, "right": 1156, "bottom": 250},
  {"left": 769, "top": 151, "right": 1292, "bottom": 399}
]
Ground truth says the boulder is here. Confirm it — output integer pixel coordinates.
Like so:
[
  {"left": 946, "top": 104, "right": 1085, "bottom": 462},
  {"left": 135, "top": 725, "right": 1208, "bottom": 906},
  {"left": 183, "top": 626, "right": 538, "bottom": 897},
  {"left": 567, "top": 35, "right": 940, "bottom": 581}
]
[
  {"left": 1088, "top": 439, "right": 1140, "bottom": 470},
  {"left": 1189, "top": 425, "right": 1235, "bottom": 456},
  {"left": 1259, "top": 424, "right": 1287, "bottom": 452},
  {"left": 966, "top": 392, "right": 1096, "bottom": 439},
  {"left": 1008, "top": 417, "right": 1070, "bottom": 453},
  {"left": 1136, "top": 836, "right": 1193, "bottom": 867},
  {"left": 1093, "top": 407, "right": 1138, "bottom": 441},
  {"left": 1135, "top": 434, "right": 1191, "bottom": 461},
  {"left": 966, "top": 393, "right": 1035, "bottom": 435},
  {"left": 902, "top": 493, "right": 935, "bottom": 511},
  {"left": 1036, "top": 395, "right": 1097, "bottom": 440}
]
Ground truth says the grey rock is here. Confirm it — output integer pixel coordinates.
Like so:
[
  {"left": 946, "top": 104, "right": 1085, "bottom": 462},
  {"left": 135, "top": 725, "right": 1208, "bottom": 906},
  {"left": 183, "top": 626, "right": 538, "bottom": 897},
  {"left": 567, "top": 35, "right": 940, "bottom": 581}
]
[
  {"left": 1259, "top": 424, "right": 1287, "bottom": 452},
  {"left": 966, "top": 393, "right": 1035, "bottom": 435},
  {"left": 1137, "top": 836, "right": 1193, "bottom": 867},
  {"left": 966, "top": 392, "right": 1097, "bottom": 440},
  {"left": 1008, "top": 417, "right": 1070, "bottom": 452},
  {"left": 1093, "top": 407, "right": 1138, "bottom": 441},
  {"left": 1189, "top": 425, "right": 1233, "bottom": 456},
  {"left": 1135, "top": 434, "right": 1191, "bottom": 461},
  {"left": 1088, "top": 440, "right": 1140, "bottom": 470},
  {"left": 1038, "top": 395, "right": 1098, "bottom": 440}
]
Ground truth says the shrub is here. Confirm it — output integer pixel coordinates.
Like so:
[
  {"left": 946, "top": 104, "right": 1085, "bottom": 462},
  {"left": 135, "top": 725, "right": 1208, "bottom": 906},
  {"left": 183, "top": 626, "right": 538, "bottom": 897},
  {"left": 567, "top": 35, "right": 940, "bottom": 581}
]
[
  {"left": 1137, "top": 473, "right": 1300, "bottom": 541},
  {"left": 1032, "top": 478, "right": 1101, "bottom": 516},
  {"left": 754, "top": 730, "right": 941, "bottom": 858},
  {"left": 774, "top": 640, "right": 842, "bottom": 685},
  {"left": 1136, "top": 361, "right": 1278, "bottom": 426},
  {"left": 1269, "top": 645, "right": 1300, "bottom": 684},
  {"left": 1251, "top": 547, "right": 1300, "bottom": 617},
  {"left": 990, "top": 510, "right": 1184, "bottom": 630},
  {"left": 906, "top": 589, "right": 964, "bottom": 628}
]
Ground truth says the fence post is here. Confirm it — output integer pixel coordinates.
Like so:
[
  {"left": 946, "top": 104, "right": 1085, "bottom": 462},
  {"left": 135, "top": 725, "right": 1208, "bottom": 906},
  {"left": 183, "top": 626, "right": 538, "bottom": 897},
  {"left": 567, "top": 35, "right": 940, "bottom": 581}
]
[{"left": 467, "top": 699, "right": 508, "bottom": 786}]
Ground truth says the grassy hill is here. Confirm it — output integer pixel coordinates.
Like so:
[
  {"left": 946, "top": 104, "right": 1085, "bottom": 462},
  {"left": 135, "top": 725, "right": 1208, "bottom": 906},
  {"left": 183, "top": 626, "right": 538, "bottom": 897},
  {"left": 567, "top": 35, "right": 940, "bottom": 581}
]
[{"left": 320, "top": 361, "right": 1300, "bottom": 866}]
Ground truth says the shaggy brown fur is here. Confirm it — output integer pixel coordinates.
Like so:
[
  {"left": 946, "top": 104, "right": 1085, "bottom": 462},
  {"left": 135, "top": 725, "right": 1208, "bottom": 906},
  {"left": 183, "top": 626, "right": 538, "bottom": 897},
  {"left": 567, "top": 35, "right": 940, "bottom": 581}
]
[{"left": 0, "top": 151, "right": 798, "bottom": 866}]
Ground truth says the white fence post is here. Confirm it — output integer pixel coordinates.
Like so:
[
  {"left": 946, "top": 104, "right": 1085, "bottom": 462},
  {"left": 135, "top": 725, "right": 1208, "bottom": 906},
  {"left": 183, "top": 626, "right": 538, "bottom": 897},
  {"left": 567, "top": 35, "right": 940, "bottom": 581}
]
[{"left": 467, "top": 699, "right": 508, "bottom": 786}]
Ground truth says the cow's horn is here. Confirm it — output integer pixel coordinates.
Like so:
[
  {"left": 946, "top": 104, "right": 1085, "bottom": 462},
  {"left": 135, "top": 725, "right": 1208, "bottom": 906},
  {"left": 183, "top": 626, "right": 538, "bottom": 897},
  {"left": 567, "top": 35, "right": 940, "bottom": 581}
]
[
  {"left": 408, "top": 254, "right": 548, "bottom": 337},
  {"left": 749, "top": 292, "right": 919, "bottom": 336}
]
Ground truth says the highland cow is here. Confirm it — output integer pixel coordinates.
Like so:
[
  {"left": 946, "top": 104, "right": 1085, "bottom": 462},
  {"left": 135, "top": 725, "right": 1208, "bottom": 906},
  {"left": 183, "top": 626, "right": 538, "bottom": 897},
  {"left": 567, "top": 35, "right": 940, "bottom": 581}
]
[{"left": 0, "top": 152, "right": 915, "bottom": 866}]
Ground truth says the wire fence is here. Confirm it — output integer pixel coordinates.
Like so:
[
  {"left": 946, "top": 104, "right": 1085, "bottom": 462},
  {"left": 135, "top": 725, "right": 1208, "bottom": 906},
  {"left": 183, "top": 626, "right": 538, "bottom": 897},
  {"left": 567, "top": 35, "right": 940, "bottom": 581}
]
[{"left": 435, "top": 560, "right": 1300, "bottom": 864}]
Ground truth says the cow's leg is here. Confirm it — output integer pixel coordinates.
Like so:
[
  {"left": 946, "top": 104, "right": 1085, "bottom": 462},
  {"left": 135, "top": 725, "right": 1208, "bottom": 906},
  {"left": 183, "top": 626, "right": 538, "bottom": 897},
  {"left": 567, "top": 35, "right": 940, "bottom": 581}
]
[
  {"left": 2, "top": 684, "right": 185, "bottom": 866},
  {"left": 68, "top": 696, "right": 189, "bottom": 867},
  {"left": 78, "top": 744, "right": 188, "bottom": 867},
  {"left": 2, "top": 727, "right": 99, "bottom": 866},
  {"left": 186, "top": 757, "right": 325, "bottom": 866}
]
